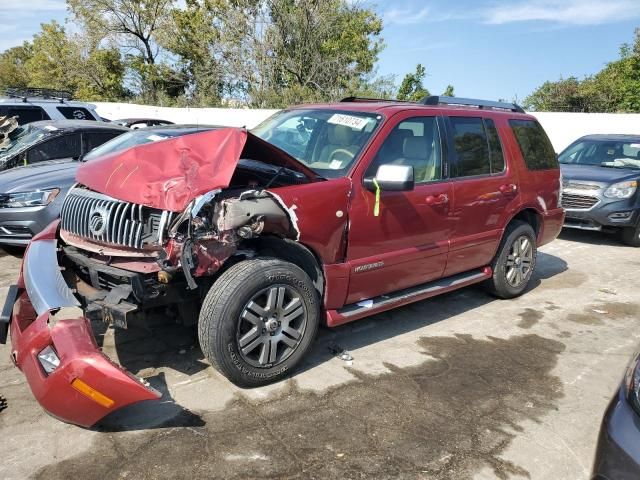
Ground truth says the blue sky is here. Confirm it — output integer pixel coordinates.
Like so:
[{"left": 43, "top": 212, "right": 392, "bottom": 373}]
[{"left": 2, "top": 0, "right": 640, "bottom": 101}]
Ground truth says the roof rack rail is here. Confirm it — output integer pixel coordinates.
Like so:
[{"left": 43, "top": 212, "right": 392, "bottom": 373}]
[
  {"left": 4, "top": 87, "right": 73, "bottom": 103},
  {"left": 421, "top": 95, "right": 525, "bottom": 113},
  {"left": 340, "top": 96, "right": 413, "bottom": 103}
]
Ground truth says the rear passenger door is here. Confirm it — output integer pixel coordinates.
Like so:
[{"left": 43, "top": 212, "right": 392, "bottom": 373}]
[{"left": 443, "top": 115, "right": 519, "bottom": 277}]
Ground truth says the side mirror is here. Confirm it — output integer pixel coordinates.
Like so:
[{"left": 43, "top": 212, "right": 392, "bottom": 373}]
[{"left": 364, "top": 164, "right": 414, "bottom": 192}]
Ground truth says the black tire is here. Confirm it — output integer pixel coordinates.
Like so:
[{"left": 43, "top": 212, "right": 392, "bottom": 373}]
[
  {"left": 198, "top": 258, "right": 320, "bottom": 387},
  {"left": 485, "top": 220, "right": 537, "bottom": 299},
  {"left": 621, "top": 223, "right": 640, "bottom": 247}
]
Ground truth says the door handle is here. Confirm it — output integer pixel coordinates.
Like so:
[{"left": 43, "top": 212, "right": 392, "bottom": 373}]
[
  {"left": 425, "top": 193, "right": 449, "bottom": 206},
  {"left": 499, "top": 184, "right": 518, "bottom": 195}
]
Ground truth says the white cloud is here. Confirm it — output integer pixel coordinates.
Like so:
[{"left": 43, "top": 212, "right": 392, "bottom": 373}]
[
  {"left": 482, "top": 0, "right": 640, "bottom": 25},
  {"left": 383, "top": 7, "right": 432, "bottom": 25}
]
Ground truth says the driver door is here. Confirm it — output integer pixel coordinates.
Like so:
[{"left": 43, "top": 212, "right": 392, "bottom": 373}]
[{"left": 345, "top": 113, "right": 454, "bottom": 304}]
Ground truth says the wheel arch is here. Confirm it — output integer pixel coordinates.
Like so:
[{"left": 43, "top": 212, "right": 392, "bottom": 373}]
[
  {"left": 507, "top": 207, "right": 542, "bottom": 239},
  {"left": 247, "top": 236, "right": 325, "bottom": 296}
]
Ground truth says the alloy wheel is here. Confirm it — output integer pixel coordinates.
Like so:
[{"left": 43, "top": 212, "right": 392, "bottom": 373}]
[
  {"left": 236, "top": 285, "right": 307, "bottom": 367},
  {"left": 505, "top": 235, "right": 534, "bottom": 287}
]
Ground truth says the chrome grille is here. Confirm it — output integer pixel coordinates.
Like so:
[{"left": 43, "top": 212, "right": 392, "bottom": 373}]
[
  {"left": 561, "top": 193, "right": 599, "bottom": 210},
  {"left": 61, "top": 187, "right": 163, "bottom": 249}
]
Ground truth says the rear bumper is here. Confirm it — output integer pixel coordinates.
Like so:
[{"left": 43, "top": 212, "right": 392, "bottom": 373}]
[
  {"left": 538, "top": 207, "right": 566, "bottom": 247},
  {"left": 6, "top": 237, "right": 160, "bottom": 428}
]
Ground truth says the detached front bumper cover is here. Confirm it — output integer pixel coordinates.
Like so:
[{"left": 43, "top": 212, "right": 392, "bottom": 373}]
[{"left": 7, "top": 236, "right": 160, "bottom": 427}]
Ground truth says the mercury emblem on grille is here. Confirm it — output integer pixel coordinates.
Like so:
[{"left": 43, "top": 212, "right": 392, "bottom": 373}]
[{"left": 88, "top": 206, "right": 109, "bottom": 236}]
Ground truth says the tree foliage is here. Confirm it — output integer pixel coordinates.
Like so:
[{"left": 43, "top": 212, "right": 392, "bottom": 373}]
[
  {"left": 524, "top": 28, "right": 640, "bottom": 112},
  {"left": 0, "top": 21, "right": 127, "bottom": 101},
  {"left": 397, "top": 64, "right": 429, "bottom": 101}
]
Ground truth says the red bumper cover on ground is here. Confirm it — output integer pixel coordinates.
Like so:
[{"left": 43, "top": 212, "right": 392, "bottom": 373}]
[{"left": 7, "top": 229, "right": 160, "bottom": 427}]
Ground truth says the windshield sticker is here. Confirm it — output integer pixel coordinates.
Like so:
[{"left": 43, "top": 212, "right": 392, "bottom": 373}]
[
  {"left": 146, "top": 134, "right": 168, "bottom": 142},
  {"left": 329, "top": 159, "right": 343, "bottom": 169},
  {"left": 630, "top": 144, "right": 640, "bottom": 149},
  {"left": 44, "top": 125, "right": 58, "bottom": 131},
  {"left": 327, "top": 114, "right": 369, "bottom": 131}
]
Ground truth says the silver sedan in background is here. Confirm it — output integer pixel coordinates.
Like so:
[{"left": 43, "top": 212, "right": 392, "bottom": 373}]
[{"left": 0, "top": 124, "right": 214, "bottom": 246}]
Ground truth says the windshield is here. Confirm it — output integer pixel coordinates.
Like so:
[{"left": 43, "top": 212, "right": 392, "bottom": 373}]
[
  {"left": 251, "top": 109, "right": 382, "bottom": 178},
  {"left": 0, "top": 124, "right": 50, "bottom": 161},
  {"left": 559, "top": 139, "right": 640, "bottom": 169},
  {"left": 83, "top": 128, "right": 208, "bottom": 161}
]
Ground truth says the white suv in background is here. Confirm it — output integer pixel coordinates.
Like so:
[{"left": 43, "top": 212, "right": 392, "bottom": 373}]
[{"left": 0, "top": 88, "right": 102, "bottom": 125}]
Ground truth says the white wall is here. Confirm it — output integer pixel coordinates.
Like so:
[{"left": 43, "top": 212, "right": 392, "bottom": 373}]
[
  {"left": 533, "top": 112, "right": 640, "bottom": 152},
  {"left": 94, "top": 102, "right": 640, "bottom": 153},
  {"left": 94, "top": 102, "right": 277, "bottom": 129}
]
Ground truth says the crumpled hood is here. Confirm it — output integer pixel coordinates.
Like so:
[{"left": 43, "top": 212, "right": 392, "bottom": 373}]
[
  {"left": 75, "top": 127, "right": 317, "bottom": 212},
  {"left": 0, "top": 159, "right": 77, "bottom": 193}
]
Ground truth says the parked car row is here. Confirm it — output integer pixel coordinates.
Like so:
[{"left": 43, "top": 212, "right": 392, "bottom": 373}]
[{"left": 0, "top": 92, "right": 637, "bottom": 479}]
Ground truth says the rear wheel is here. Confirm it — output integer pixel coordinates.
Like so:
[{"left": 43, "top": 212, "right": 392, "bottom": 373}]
[
  {"left": 485, "top": 221, "right": 537, "bottom": 299},
  {"left": 621, "top": 223, "right": 640, "bottom": 247},
  {"left": 198, "top": 258, "right": 320, "bottom": 387}
]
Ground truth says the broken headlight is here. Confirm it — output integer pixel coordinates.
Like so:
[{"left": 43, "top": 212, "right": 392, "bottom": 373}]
[{"left": 37, "top": 345, "right": 61, "bottom": 375}]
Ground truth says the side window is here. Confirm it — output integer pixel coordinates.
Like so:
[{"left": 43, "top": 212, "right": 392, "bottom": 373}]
[
  {"left": 83, "top": 132, "right": 122, "bottom": 154},
  {"left": 366, "top": 116, "right": 442, "bottom": 183},
  {"left": 57, "top": 106, "right": 96, "bottom": 121},
  {"left": 6, "top": 107, "right": 50, "bottom": 125},
  {"left": 509, "top": 119, "right": 558, "bottom": 170},
  {"left": 27, "top": 134, "right": 82, "bottom": 163},
  {"left": 484, "top": 118, "right": 505, "bottom": 173},
  {"left": 450, "top": 117, "right": 491, "bottom": 177}
]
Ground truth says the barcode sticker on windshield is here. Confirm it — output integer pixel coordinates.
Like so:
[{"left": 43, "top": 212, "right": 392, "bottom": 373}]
[{"left": 327, "top": 114, "right": 369, "bottom": 131}]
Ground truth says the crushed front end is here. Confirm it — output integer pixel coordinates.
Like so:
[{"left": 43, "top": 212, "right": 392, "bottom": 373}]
[{"left": 2, "top": 128, "right": 316, "bottom": 426}]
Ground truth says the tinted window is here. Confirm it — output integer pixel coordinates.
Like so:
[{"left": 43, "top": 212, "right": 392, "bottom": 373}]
[
  {"left": 2, "top": 107, "right": 50, "bottom": 125},
  {"left": 83, "top": 131, "right": 122, "bottom": 154},
  {"left": 450, "top": 117, "right": 491, "bottom": 177},
  {"left": 366, "top": 116, "right": 442, "bottom": 183},
  {"left": 57, "top": 106, "right": 95, "bottom": 120},
  {"left": 509, "top": 120, "right": 558, "bottom": 170},
  {"left": 485, "top": 118, "right": 505, "bottom": 173},
  {"left": 27, "top": 133, "right": 81, "bottom": 163}
]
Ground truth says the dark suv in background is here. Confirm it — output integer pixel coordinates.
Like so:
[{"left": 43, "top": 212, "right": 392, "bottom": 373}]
[{"left": 560, "top": 135, "right": 640, "bottom": 246}]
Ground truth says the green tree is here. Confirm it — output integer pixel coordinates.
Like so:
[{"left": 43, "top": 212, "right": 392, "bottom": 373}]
[
  {"left": 442, "top": 84, "right": 455, "bottom": 97},
  {"left": 524, "top": 28, "right": 640, "bottom": 113},
  {"left": 68, "top": 0, "right": 179, "bottom": 102},
  {"left": 397, "top": 64, "right": 429, "bottom": 101},
  {"left": 0, "top": 44, "right": 32, "bottom": 90}
]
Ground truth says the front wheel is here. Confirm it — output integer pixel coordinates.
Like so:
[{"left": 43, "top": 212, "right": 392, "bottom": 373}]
[
  {"left": 621, "top": 223, "right": 640, "bottom": 247},
  {"left": 198, "top": 258, "right": 320, "bottom": 387},
  {"left": 485, "top": 221, "right": 537, "bottom": 299}
]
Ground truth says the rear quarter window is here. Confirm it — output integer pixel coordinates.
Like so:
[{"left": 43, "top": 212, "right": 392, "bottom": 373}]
[
  {"left": 509, "top": 119, "right": 558, "bottom": 170},
  {"left": 57, "top": 106, "right": 96, "bottom": 121}
]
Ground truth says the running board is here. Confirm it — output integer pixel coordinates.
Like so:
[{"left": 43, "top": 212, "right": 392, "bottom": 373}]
[{"left": 325, "top": 267, "right": 492, "bottom": 328}]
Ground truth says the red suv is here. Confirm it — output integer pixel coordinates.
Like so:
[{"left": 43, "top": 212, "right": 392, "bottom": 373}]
[{"left": 1, "top": 96, "right": 565, "bottom": 426}]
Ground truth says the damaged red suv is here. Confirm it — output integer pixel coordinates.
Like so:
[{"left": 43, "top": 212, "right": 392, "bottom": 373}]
[{"left": 1, "top": 96, "right": 564, "bottom": 426}]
